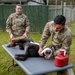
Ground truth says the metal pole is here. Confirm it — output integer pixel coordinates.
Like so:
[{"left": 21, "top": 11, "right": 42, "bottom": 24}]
[
  {"left": 55, "top": 0, "right": 57, "bottom": 16},
  {"left": 47, "top": 0, "right": 49, "bottom": 5},
  {"left": 63, "top": 2, "right": 66, "bottom": 17},
  {"left": 61, "top": 0, "right": 63, "bottom": 15},
  {"left": 70, "top": 2, "right": 72, "bottom": 22},
  {"left": 19, "top": 1, "right": 21, "bottom": 4}
]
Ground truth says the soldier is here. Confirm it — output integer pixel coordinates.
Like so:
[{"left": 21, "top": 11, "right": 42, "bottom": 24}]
[
  {"left": 6, "top": 4, "right": 30, "bottom": 38},
  {"left": 38, "top": 15, "right": 72, "bottom": 75}
]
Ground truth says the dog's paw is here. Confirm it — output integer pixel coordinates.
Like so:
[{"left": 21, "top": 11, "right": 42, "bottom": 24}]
[
  {"left": 15, "top": 54, "right": 27, "bottom": 61},
  {"left": 7, "top": 44, "right": 16, "bottom": 47}
]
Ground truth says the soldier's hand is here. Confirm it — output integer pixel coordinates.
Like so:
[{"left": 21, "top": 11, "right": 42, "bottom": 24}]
[
  {"left": 10, "top": 34, "right": 14, "bottom": 39},
  {"left": 38, "top": 47, "right": 43, "bottom": 56},
  {"left": 22, "top": 33, "right": 28, "bottom": 38}
]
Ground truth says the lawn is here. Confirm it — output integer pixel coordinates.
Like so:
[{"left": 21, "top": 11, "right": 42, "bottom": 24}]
[{"left": 0, "top": 22, "right": 75, "bottom": 75}]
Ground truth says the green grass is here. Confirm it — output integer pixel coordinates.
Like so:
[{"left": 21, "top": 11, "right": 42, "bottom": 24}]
[
  {"left": 0, "top": 22, "right": 75, "bottom": 75},
  {"left": 69, "top": 22, "right": 75, "bottom": 35}
]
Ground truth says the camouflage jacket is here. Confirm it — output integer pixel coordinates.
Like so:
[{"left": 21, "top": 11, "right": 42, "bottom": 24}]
[
  {"left": 39, "top": 21, "right": 72, "bottom": 55},
  {"left": 6, "top": 13, "right": 30, "bottom": 37}
]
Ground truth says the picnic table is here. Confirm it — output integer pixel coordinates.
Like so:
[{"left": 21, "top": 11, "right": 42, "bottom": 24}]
[{"left": 2, "top": 44, "right": 74, "bottom": 75}]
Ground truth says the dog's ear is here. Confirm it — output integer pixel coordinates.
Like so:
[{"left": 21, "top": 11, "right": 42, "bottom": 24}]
[
  {"left": 26, "top": 37, "right": 34, "bottom": 42},
  {"left": 29, "top": 38, "right": 34, "bottom": 42}
]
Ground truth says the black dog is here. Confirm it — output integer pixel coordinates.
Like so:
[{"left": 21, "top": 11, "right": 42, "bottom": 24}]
[
  {"left": 15, "top": 42, "right": 40, "bottom": 60},
  {"left": 7, "top": 38, "right": 53, "bottom": 61},
  {"left": 7, "top": 38, "right": 40, "bottom": 61}
]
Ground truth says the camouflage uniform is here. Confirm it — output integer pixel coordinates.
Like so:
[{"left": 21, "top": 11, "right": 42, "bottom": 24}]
[
  {"left": 39, "top": 21, "right": 72, "bottom": 75},
  {"left": 6, "top": 13, "right": 30, "bottom": 37}
]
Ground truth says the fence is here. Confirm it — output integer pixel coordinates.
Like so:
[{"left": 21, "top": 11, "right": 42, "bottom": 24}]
[
  {"left": 48, "top": 3, "right": 75, "bottom": 23},
  {"left": 0, "top": 4, "right": 48, "bottom": 33},
  {"left": 0, "top": 3, "right": 75, "bottom": 33}
]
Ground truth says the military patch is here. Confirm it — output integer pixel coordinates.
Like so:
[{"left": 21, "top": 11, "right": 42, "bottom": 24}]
[{"left": 45, "top": 23, "right": 49, "bottom": 27}]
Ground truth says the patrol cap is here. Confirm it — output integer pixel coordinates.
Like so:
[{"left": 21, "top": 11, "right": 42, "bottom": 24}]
[{"left": 54, "top": 15, "right": 66, "bottom": 25}]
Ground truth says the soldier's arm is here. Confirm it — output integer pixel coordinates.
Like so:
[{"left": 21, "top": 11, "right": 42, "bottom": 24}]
[
  {"left": 6, "top": 15, "right": 12, "bottom": 34},
  {"left": 54, "top": 32, "right": 72, "bottom": 56},
  {"left": 39, "top": 23, "right": 51, "bottom": 48},
  {"left": 38, "top": 23, "right": 51, "bottom": 56},
  {"left": 61, "top": 33, "right": 72, "bottom": 55},
  {"left": 25, "top": 16, "right": 30, "bottom": 34}
]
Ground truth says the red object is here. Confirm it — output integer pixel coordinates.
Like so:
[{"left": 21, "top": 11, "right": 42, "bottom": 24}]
[{"left": 54, "top": 49, "right": 69, "bottom": 67}]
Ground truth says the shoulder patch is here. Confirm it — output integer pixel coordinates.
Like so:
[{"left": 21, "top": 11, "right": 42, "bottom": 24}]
[{"left": 45, "top": 23, "right": 49, "bottom": 27}]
